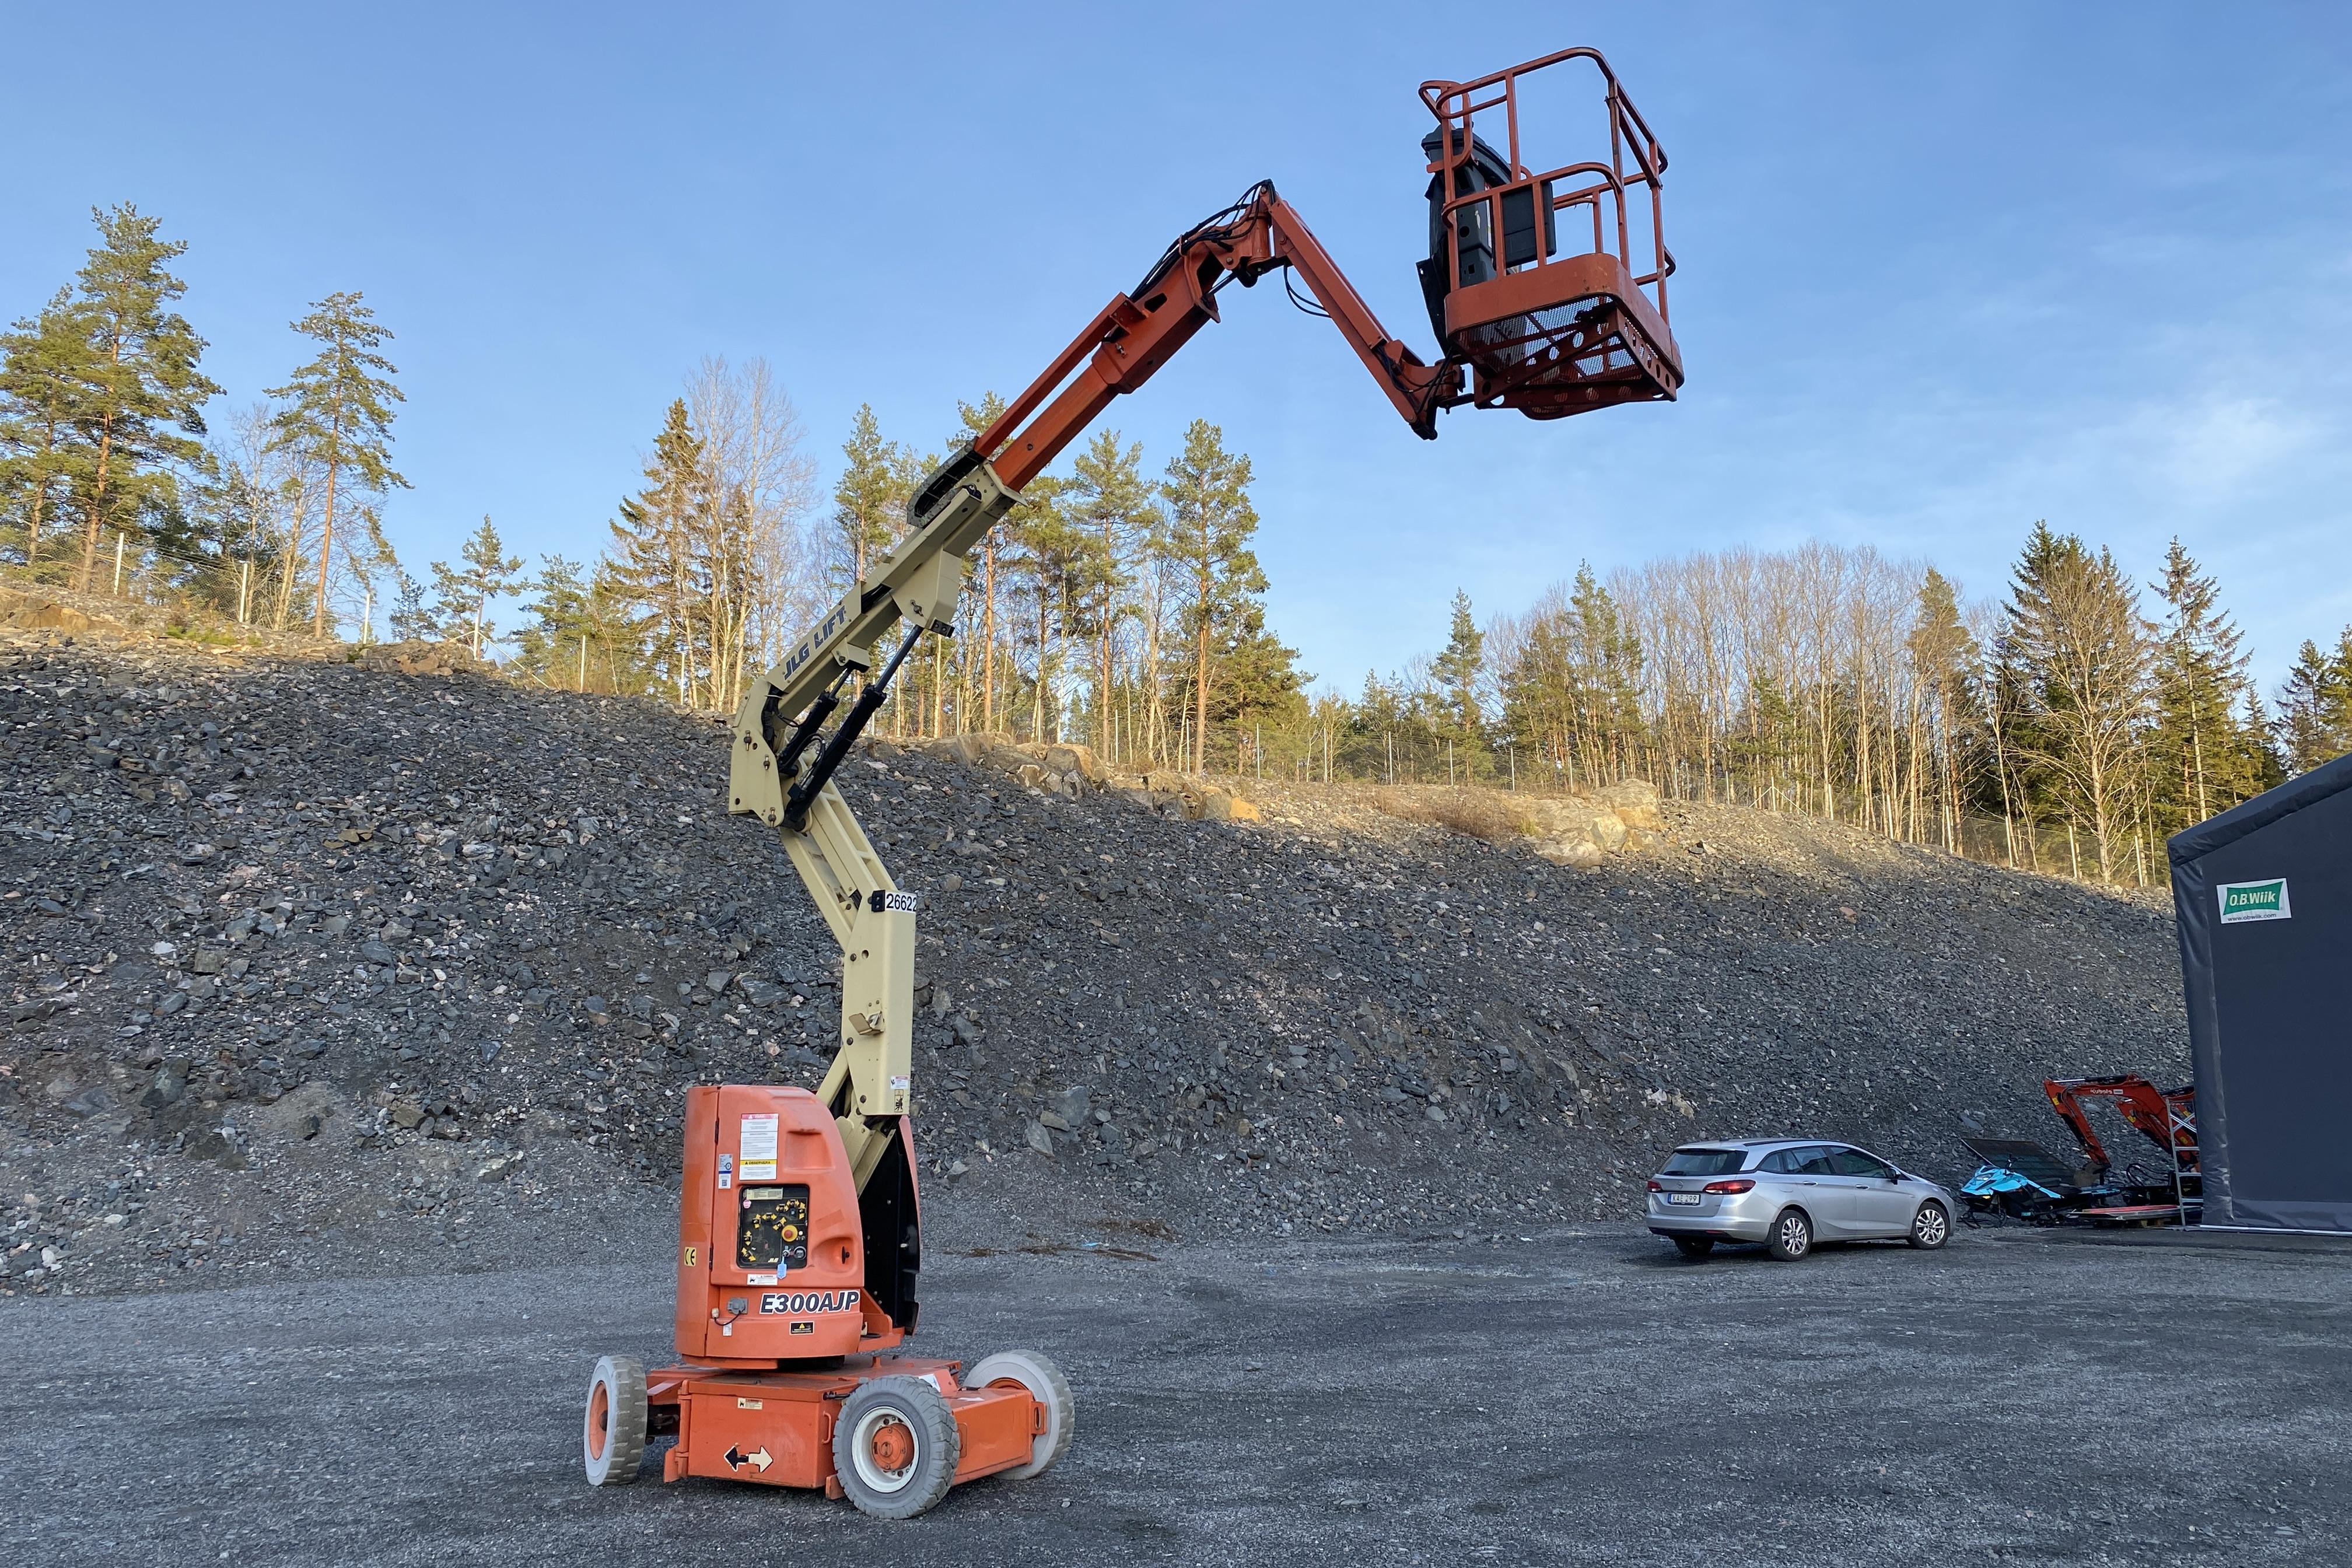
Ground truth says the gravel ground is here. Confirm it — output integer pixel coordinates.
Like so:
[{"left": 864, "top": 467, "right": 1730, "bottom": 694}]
[
  {"left": 2, "top": 631, "right": 2190, "bottom": 1298},
  {"left": 1, "top": 1224, "right": 2344, "bottom": 1566}
]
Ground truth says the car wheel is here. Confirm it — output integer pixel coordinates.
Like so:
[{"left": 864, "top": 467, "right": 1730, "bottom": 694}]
[
  {"left": 1908, "top": 1200, "right": 1951, "bottom": 1250},
  {"left": 1671, "top": 1236, "right": 1714, "bottom": 1260},
  {"left": 1765, "top": 1208, "right": 1812, "bottom": 1262}
]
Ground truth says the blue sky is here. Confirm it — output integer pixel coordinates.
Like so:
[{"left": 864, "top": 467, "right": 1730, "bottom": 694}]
[{"left": 6, "top": 3, "right": 2349, "bottom": 692}]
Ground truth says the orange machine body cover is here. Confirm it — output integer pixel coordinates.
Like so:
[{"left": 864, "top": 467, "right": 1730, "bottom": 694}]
[{"left": 674, "top": 1085, "right": 904, "bottom": 1364}]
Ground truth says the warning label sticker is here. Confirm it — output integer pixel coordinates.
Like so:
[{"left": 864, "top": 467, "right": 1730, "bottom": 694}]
[{"left": 740, "top": 1112, "right": 779, "bottom": 1162}]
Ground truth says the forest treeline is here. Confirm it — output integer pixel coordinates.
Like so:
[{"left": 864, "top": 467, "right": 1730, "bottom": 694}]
[
  {"left": 0, "top": 205, "right": 406, "bottom": 639},
  {"left": 1468, "top": 534, "right": 2347, "bottom": 884},
  {"left": 8, "top": 205, "right": 2352, "bottom": 886}
]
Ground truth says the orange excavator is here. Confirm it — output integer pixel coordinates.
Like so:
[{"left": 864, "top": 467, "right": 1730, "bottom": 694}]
[
  {"left": 580, "top": 46, "right": 1682, "bottom": 1518},
  {"left": 1961, "top": 1076, "right": 2201, "bottom": 1226}
]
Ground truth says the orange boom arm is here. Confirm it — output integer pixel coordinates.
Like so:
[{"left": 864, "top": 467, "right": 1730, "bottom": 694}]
[{"left": 975, "top": 182, "right": 1461, "bottom": 490}]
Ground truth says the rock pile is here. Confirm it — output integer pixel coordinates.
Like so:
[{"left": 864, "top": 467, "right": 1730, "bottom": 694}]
[
  {"left": 0, "top": 630, "right": 2188, "bottom": 1297},
  {"left": 351, "top": 640, "right": 488, "bottom": 678},
  {"left": 1305, "top": 778, "right": 1665, "bottom": 867},
  {"left": 1, "top": 586, "right": 120, "bottom": 638}
]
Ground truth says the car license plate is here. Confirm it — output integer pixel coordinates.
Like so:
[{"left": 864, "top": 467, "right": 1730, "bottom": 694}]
[{"left": 1667, "top": 1192, "right": 1701, "bottom": 1206}]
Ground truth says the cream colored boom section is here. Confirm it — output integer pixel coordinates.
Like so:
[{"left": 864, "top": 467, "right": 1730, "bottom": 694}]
[
  {"left": 784, "top": 777, "right": 918, "bottom": 1188},
  {"left": 726, "top": 454, "right": 1018, "bottom": 828},
  {"left": 726, "top": 452, "right": 1019, "bottom": 1187}
]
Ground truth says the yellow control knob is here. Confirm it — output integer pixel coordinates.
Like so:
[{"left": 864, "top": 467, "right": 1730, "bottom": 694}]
[{"left": 780, "top": 1224, "right": 801, "bottom": 1242}]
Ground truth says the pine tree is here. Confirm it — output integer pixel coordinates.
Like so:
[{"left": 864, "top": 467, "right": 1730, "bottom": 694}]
[
  {"left": 1063, "top": 429, "right": 1152, "bottom": 751},
  {"left": 62, "top": 205, "right": 222, "bottom": 592},
  {"left": 267, "top": 292, "right": 407, "bottom": 635},
  {"left": 609, "top": 400, "right": 716, "bottom": 702},
  {"left": 1906, "top": 567, "right": 1978, "bottom": 850},
  {"left": 1216, "top": 606, "right": 1306, "bottom": 765},
  {"left": 1497, "top": 609, "right": 1567, "bottom": 782},
  {"left": 1354, "top": 668, "right": 1408, "bottom": 783},
  {"left": 1158, "top": 419, "right": 1263, "bottom": 773},
  {"left": 1486, "top": 566, "right": 1645, "bottom": 789},
  {"left": 1567, "top": 564, "right": 1646, "bottom": 781},
  {"left": 513, "top": 554, "right": 588, "bottom": 667},
  {"left": 510, "top": 554, "right": 644, "bottom": 691},
  {"left": 0, "top": 290, "right": 96, "bottom": 573},
  {"left": 388, "top": 569, "right": 442, "bottom": 642},
  {"left": 1735, "top": 670, "right": 1801, "bottom": 807},
  {"left": 953, "top": 394, "right": 1010, "bottom": 733},
  {"left": 2274, "top": 630, "right": 2352, "bottom": 776},
  {"left": 1006, "top": 468, "right": 1090, "bottom": 743},
  {"left": 427, "top": 516, "right": 523, "bottom": 656},
  {"left": 586, "top": 558, "right": 654, "bottom": 696},
  {"left": 2147, "top": 539, "right": 2263, "bottom": 830},
  {"left": 345, "top": 501, "right": 399, "bottom": 643},
  {"left": 1428, "top": 589, "right": 1489, "bottom": 773},
  {"left": 2001, "top": 522, "right": 2151, "bottom": 880},
  {"left": 831, "top": 404, "right": 912, "bottom": 588},
  {"left": 958, "top": 393, "right": 1068, "bottom": 738},
  {"left": 2240, "top": 690, "right": 2287, "bottom": 793}
]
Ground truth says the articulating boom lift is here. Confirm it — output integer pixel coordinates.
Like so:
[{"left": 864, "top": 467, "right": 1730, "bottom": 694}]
[{"left": 582, "top": 47, "right": 1682, "bottom": 1518}]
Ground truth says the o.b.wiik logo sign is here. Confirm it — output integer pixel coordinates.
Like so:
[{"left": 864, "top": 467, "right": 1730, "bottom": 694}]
[{"left": 2218, "top": 878, "right": 2291, "bottom": 924}]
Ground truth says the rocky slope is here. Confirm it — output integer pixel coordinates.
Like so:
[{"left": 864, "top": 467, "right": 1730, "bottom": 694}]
[{"left": 0, "top": 630, "right": 2189, "bottom": 1297}]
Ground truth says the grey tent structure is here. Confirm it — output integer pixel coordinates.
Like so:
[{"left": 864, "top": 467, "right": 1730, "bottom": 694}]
[{"left": 2169, "top": 750, "right": 2352, "bottom": 1233}]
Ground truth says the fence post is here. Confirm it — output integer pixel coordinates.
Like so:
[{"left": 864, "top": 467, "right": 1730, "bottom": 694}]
[
  {"left": 578, "top": 635, "right": 587, "bottom": 692},
  {"left": 239, "top": 560, "right": 252, "bottom": 624},
  {"left": 111, "top": 533, "right": 126, "bottom": 596}
]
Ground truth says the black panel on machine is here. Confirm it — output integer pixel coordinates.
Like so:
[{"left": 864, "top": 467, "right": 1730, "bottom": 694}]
[{"left": 734, "top": 1184, "right": 810, "bottom": 1270}]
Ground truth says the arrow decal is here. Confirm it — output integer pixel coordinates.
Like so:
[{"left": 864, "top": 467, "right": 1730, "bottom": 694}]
[{"left": 723, "top": 1444, "right": 775, "bottom": 1474}]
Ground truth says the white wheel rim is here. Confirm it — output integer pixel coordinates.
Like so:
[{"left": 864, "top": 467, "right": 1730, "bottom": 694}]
[
  {"left": 1782, "top": 1215, "right": 1807, "bottom": 1252},
  {"left": 849, "top": 1405, "right": 920, "bottom": 1493},
  {"left": 1917, "top": 1206, "right": 1946, "bottom": 1244}
]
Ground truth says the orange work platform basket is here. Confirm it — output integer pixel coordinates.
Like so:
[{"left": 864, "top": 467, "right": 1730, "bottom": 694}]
[{"left": 1418, "top": 48, "right": 1682, "bottom": 418}]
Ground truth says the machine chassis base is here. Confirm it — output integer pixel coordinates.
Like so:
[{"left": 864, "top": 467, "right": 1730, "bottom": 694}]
[{"left": 643, "top": 1353, "right": 1042, "bottom": 1500}]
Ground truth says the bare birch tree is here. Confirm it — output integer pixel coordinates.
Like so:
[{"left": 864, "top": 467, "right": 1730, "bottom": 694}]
[{"left": 687, "top": 355, "right": 822, "bottom": 708}]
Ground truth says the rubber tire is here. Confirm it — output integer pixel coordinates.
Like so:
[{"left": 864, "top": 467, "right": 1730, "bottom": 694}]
[
  {"left": 1671, "top": 1236, "right": 1715, "bottom": 1260},
  {"left": 583, "top": 1355, "right": 648, "bottom": 1486},
  {"left": 968, "top": 1348, "right": 1076, "bottom": 1480},
  {"left": 832, "top": 1375, "right": 960, "bottom": 1520},
  {"left": 1908, "top": 1200, "right": 1951, "bottom": 1250},
  {"left": 1765, "top": 1208, "right": 1813, "bottom": 1262}
]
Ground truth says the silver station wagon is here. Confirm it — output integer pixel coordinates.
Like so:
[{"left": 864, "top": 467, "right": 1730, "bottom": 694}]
[{"left": 1645, "top": 1139, "right": 1957, "bottom": 1261}]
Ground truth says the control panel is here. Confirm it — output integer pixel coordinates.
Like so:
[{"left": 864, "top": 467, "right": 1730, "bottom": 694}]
[{"left": 736, "top": 1184, "right": 811, "bottom": 1272}]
